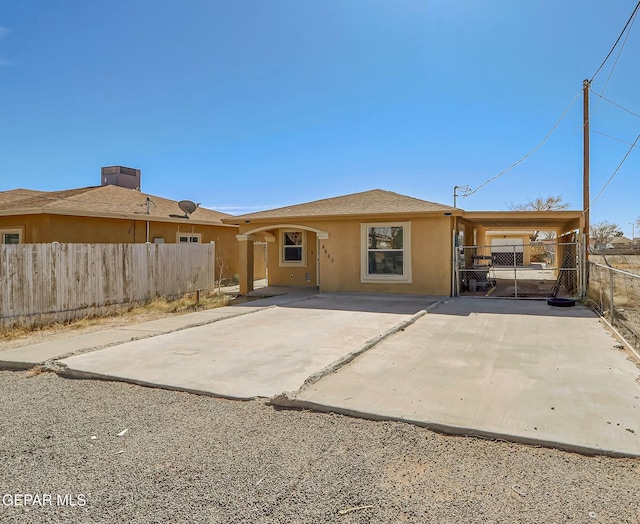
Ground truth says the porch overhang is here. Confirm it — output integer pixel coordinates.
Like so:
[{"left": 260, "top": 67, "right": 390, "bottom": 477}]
[{"left": 236, "top": 223, "right": 330, "bottom": 295}]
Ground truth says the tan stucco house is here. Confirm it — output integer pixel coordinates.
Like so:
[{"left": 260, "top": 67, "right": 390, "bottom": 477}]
[
  {"left": 224, "top": 189, "right": 463, "bottom": 296},
  {"left": 224, "top": 189, "right": 585, "bottom": 296},
  {"left": 0, "top": 183, "right": 242, "bottom": 277}
]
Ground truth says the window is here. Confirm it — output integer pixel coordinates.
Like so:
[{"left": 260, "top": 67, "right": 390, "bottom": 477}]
[
  {"left": 177, "top": 233, "right": 201, "bottom": 243},
  {"left": 280, "top": 230, "right": 306, "bottom": 266},
  {"left": 361, "top": 222, "right": 411, "bottom": 283},
  {"left": 1, "top": 229, "right": 22, "bottom": 244}
]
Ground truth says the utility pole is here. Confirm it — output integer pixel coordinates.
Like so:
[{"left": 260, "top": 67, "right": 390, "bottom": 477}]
[{"left": 583, "top": 79, "right": 590, "bottom": 265}]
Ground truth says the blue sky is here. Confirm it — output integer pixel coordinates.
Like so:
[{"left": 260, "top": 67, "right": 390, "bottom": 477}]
[{"left": 1, "top": 1, "right": 639, "bottom": 236}]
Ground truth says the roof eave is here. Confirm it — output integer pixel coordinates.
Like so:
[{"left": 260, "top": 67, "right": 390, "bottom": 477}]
[
  {"left": 223, "top": 209, "right": 463, "bottom": 225},
  {"left": 0, "top": 208, "right": 237, "bottom": 227},
  {"left": 0, "top": 207, "right": 44, "bottom": 217}
]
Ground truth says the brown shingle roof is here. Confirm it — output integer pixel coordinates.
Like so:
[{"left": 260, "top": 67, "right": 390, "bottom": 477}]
[
  {"left": 0, "top": 185, "right": 232, "bottom": 226},
  {"left": 224, "top": 189, "right": 459, "bottom": 223}
]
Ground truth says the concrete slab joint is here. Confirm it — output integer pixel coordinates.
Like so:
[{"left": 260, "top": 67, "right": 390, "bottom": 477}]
[{"left": 271, "top": 309, "right": 428, "bottom": 405}]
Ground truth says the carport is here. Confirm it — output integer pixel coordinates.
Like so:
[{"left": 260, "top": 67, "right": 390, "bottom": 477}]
[{"left": 455, "top": 210, "right": 585, "bottom": 298}]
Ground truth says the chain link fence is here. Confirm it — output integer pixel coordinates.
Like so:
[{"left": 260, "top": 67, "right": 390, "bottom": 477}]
[
  {"left": 588, "top": 260, "right": 640, "bottom": 350},
  {"left": 456, "top": 242, "right": 581, "bottom": 298}
]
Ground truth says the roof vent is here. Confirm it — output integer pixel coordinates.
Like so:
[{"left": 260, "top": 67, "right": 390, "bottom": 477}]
[{"left": 101, "top": 166, "right": 141, "bottom": 190}]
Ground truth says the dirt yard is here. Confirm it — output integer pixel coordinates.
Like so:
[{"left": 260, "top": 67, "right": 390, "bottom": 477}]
[
  {"left": 1, "top": 370, "right": 639, "bottom": 523},
  {"left": 0, "top": 293, "right": 230, "bottom": 351}
]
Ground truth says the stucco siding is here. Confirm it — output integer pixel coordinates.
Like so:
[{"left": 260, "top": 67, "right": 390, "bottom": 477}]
[{"left": 250, "top": 216, "right": 452, "bottom": 295}]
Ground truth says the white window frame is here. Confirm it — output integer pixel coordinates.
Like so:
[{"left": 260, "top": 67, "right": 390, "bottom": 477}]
[
  {"left": 361, "top": 222, "right": 412, "bottom": 283},
  {"left": 1, "top": 228, "right": 23, "bottom": 244},
  {"left": 176, "top": 233, "right": 201, "bottom": 243},
  {"left": 279, "top": 229, "right": 307, "bottom": 267}
]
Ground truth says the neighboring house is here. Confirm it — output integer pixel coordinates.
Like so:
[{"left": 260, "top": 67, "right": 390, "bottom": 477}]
[
  {"left": 0, "top": 185, "right": 236, "bottom": 244},
  {"left": 0, "top": 166, "right": 243, "bottom": 279},
  {"left": 609, "top": 236, "right": 633, "bottom": 247},
  {"left": 224, "top": 189, "right": 584, "bottom": 296},
  {"left": 591, "top": 236, "right": 633, "bottom": 251}
]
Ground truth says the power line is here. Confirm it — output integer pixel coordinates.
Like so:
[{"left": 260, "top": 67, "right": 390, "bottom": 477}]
[
  {"left": 467, "top": 89, "right": 582, "bottom": 197},
  {"left": 464, "top": 6, "right": 640, "bottom": 202},
  {"left": 591, "top": 90, "right": 640, "bottom": 120},
  {"left": 584, "top": 4, "right": 640, "bottom": 222},
  {"left": 584, "top": 132, "right": 640, "bottom": 216},
  {"left": 591, "top": 128, "right": 640, "bottom": 149},
  {"left": 590, "top": 1, "right": 640, "bottom": 82},
  {"left": 591, "top": 7, "right": 638, "bottom": 115}
]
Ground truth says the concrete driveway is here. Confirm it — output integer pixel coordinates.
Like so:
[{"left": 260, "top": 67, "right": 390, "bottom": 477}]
[
  {"left": 8, "top": 291, "right": 640, "bottom": 456},
  {"left": 274, "top": 298, "right": 640, "bottom": 457},
  {"left": 58, "top": 293, "right": 438, "bottom": 399}
]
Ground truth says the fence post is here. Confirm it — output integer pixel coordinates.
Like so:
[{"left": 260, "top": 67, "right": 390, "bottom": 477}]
[
  {"left": 214, "top": 240, "right": 222, "bottom": 292},
  {"left": 609, "top": 267, "right": 615, "bottom": 323}
]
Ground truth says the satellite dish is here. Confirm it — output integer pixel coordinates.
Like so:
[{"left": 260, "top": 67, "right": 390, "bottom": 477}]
[
  {"left": 178, "top": 200, "right": 198, "bottom": 215},
  {"left": 170, "top": 200, "right": 198, "bottom": 219}
]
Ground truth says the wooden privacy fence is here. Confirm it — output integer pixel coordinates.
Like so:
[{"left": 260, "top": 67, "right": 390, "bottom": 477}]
[{"left": 0, "top": 243, "right": 215, "bottom": 329}]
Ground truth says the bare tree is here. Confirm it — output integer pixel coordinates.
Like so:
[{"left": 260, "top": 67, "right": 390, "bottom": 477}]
[
  {"left": 214, "top": 237, "right": 230, "bottom": 294},
  {"left": 509, "top": 195, "right": 570, "bottom": 212},
  {"left": 590, "top": 220, "right": 622, "bottom": 248},
  {"left": 541, "top": 231, "right": 557, "bottom": 240},
  {"left": 508, "top": 195, "right": 570, "bottom": 240}
]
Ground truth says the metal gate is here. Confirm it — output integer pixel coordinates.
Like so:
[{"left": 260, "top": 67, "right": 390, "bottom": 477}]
[{"left": 454, "top": 239, "right": 584, "bottom": 298}]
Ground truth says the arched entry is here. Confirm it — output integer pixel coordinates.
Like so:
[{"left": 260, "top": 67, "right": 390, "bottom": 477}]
[{"left": 237, "top": 224, "right": 329, "bottom": 294}]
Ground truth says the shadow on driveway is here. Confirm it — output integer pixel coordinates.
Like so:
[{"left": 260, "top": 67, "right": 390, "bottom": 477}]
[{"left": 430, "top": 297, "right": 593, "bottom": 318}]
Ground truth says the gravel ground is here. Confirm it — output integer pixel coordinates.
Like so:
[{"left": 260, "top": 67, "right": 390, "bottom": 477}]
[{"left": 1, "top": 371, "right": 639, "bottom": 524}]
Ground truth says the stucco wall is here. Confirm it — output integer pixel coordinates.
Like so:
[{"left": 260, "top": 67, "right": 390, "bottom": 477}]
[
  {"left": 0, "top": 214, "right": 240, "bottom": 277},
  {"left": 245, "top": 216, "right": 453, "bottom": 295}
]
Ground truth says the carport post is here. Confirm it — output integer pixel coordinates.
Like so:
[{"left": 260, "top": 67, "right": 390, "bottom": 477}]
[
  {"left": 452, "top": 228, "right": 457, "bottom": 297},
  {"left": 513, "top": 244, "right": 518, "bottom": 298},
  {"left": 581, "top": 233, "right": 587, "bottom": 298}
]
